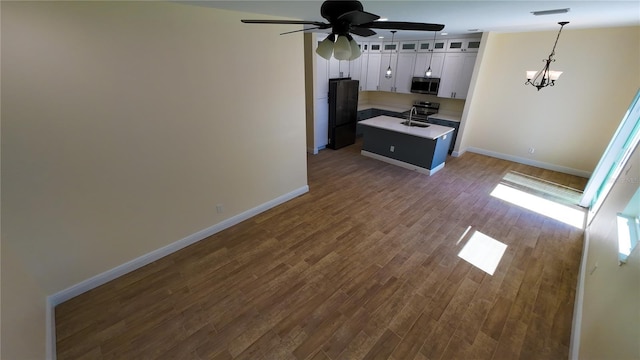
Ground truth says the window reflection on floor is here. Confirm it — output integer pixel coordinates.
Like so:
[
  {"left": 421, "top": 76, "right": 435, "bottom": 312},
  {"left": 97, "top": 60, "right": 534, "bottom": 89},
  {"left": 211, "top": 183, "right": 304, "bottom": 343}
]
[
  {"left": 491, "top": 183, "right": 585, "bottom": 229},
  {"left": 457, "top": 230, "right": 507, "bottom": 275}
]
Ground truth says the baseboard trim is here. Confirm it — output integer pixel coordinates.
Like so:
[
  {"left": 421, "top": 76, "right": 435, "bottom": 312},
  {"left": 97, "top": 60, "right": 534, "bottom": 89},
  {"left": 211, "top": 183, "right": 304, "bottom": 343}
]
[
  {"left": 306, "top": 145, "right": 326, "bottom": 155},
  {"left": 45, "top": 185, "right": 309, "bottom": 359},
  {"left": 361, "top": 150, "right": 444, "bottom": 175},
  {"left": 451, "top": 148, "right": 466, "bottom": 157},
  {"left": 466, "top": 147, "right": 592, "bottom": 178}
]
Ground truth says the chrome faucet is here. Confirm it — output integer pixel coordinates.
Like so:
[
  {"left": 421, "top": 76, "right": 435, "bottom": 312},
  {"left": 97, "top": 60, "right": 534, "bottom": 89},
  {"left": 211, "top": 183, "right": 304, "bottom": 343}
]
[{"left": 408, "top": 106, "right": 417, "bottom": 126}]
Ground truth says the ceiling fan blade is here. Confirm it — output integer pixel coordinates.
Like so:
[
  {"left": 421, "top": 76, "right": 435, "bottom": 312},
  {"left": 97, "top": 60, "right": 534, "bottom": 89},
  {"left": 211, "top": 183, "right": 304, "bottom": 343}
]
[
  {"left": 241, "top": 19, "right": 329, "bottom": 27},
  {"left": 350, "top": 27, "right": 377, "bottom": 37},
  {"left": 337, "top": 10, "right": 380, "bottom": 26},
  {"left": 280, "top": 27, "right": 323, "bottom": 35},
  {"left": 361, "top": 21, "right": 445, "bottom": 32}
]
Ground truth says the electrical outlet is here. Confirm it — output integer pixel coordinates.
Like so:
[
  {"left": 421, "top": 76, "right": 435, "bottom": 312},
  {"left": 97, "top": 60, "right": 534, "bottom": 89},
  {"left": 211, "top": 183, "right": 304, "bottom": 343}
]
[
  {"left": 216, "top": 204, "right": 224, "bottom": 213},
  {"left": 390, "top": 145, "right": 395, "bottom": 152}
]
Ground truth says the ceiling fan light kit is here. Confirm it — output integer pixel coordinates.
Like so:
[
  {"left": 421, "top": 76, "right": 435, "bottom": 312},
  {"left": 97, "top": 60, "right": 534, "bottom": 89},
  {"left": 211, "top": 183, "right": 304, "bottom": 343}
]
[
  {"left": 241, "top": 0, "right": 445, "bottom": 61},
  {"left": 525, "top": 21, "right": 569, "bottom": 91},
  {"left": 333, "top": 34, "right": 353, "bottom": 60},
  {"left": 347, "top": 35, "right": 362, "bottom": 60},
  {"left": 316, "top": 33, "right": 336, "bottom": 59}
]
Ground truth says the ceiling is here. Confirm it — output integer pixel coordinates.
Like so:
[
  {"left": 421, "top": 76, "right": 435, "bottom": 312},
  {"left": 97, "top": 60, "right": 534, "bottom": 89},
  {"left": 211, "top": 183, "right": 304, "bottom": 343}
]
[{"left": 181, "top": 0, "right": 640, "bottom": 40}]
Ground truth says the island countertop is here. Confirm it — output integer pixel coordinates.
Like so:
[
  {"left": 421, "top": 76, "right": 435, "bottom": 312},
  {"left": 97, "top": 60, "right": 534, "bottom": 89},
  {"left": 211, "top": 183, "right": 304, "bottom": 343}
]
[{"left": 358, "top": 115, "right": 454, "bottom": 140}]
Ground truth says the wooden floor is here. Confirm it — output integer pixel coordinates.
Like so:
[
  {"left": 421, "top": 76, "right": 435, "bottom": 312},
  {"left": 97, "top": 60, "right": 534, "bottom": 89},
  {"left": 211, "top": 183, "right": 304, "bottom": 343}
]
[{"left": 55, "top": 140, "right": 588, "bottom": 359}]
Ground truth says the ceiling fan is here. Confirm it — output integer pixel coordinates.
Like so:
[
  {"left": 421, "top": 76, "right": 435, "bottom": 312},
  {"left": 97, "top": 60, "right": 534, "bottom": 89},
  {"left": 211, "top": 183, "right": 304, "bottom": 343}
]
[{"left": 241, "top": 0, "right": 445, "bottom": 61}]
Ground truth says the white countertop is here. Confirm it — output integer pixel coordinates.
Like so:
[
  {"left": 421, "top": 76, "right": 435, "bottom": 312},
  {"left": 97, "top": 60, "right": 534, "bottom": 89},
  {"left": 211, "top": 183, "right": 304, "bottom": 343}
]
[
  {"left": 359, "top": 115, "right": 454, "bottom": 140},
  {"left": 358, "top": 103, "right": 409, "bottom": 113},
  {"left": 428, "top": 113, "right": 462, "bottom": 123}
]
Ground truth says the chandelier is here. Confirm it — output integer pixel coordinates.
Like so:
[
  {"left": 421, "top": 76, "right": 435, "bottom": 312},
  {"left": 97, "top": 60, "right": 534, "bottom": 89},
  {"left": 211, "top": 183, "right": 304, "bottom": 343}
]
[{"left": 525, "top": 21, "right": 569, "bottom": 91}]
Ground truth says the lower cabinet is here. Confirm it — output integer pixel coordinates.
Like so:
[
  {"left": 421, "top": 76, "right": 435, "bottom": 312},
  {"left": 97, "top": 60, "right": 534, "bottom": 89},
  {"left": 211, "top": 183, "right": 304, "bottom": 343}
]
[
  {"left": 426, "top": 117, "right": 460, "bottom": 154},
  {"left": 356, "top": 108, "right": 405, "bottom": 136}
]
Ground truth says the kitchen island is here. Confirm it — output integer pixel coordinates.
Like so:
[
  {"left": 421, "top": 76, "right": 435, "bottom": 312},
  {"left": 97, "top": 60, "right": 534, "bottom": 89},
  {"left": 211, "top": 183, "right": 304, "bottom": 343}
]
[{"left": 358, "top": 116, "right": 454, "bottom": 175}]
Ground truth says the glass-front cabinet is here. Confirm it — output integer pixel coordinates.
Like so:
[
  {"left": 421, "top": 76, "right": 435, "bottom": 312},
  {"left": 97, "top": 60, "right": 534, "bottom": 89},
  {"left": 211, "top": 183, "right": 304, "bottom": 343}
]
[
  {"left": 446, "top": 38, "right": 482, "bottom": 52},
  {"left": 417, "top": 39, "right": 447, "bottom": 53},
  {"left": 399, "top": 41, "right": 418, "bottom": 52}
]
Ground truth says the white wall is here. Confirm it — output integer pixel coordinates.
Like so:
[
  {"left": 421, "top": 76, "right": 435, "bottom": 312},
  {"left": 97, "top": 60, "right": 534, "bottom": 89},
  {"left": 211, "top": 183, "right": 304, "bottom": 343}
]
[
  {"left": 1, "top": 244, "right": 48, "bottom": 360},
  {"left": 460, "top": 26, "right": 640, "bottom": 176},
  {"left": 577, "top": 143, "right": 639, "bottom": 359},
  {"left": 1, "top": 2, "right": 308, "bottom": 358}
]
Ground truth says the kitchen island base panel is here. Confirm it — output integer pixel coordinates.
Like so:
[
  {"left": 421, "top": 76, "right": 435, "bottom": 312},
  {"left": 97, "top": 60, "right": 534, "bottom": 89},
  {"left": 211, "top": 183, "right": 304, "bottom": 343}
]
[
  {"left": 360, "top": 123, "right": 452, "bottom": 171},
  {"left": 361, "top": 150, "right": 445, "bottom": 176}
]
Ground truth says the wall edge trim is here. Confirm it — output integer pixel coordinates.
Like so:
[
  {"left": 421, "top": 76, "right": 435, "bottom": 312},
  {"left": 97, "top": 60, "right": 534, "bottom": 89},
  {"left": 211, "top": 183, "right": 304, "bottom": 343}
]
[{"left": 569, "top": 228, "right": 589, "bottom": 359}]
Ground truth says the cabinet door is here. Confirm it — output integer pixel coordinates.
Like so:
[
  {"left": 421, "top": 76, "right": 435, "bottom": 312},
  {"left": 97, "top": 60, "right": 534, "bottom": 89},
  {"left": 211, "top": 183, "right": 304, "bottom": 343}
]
[
  {"left": 417, "top": 40, "right": 433, "bottom": 53},
  {"left": 433, "top": 39, "right": 447, "bottom": 52},
  {"left": 369, "top": 42, "right": 382, "bottom": 53},
  {"left": 365, "top": 53, "right": 382, "bottom": 91},
  {"left": 315, "top": 53, "right": 329, "bottom": 98},
  {"left": 399, "top": 41, "right": 418, "bottom": 52},
  {"left": 349, "top": 56, "right": 362, "bottom": 82},
  {"left": 314, "top": 98, "right": 329, "bottom": 148},
  {"left": 413, "top": 53, "right": 445, "bottom": 78},
  {"left": 328, "top": 57, "right": 341, "bottom": 78},
  {"left": 358, "top": 53, "right": 369, "bottom": 91},
  {"left": 438, "top": 53, "right": 476, "bottom": 99},
  {"left": 394, "top": 52, "right": 416, "bottom": 93},
  {"left": 446, "top": 38, "right": 481, "bottom": 52},
  {"left": 417, "top": 39, "right": 446, "bottom": 53},
  {"left": 378, "top": 53, "right": 398, "bottom": 92},
  {"left": 455, "top": 53, "right": 477, "bottom": 98},
  {"left": 466, "top": 39, "right": 481, "bottom": 52},
  {"left": 382, "top": 42, "right": 399, "bottom": 53}
]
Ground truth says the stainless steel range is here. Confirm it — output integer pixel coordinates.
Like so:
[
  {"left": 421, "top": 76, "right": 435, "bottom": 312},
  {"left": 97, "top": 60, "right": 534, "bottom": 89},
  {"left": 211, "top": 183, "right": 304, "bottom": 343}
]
[{"left": 402, "top": 101, "right": 440, "bottom": 122}]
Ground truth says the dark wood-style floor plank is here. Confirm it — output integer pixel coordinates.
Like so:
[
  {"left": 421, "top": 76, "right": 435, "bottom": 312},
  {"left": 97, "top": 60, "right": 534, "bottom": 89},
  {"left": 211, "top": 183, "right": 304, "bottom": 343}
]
[{"left": 55, "top": 139, "right": 586, "bottom": 359}]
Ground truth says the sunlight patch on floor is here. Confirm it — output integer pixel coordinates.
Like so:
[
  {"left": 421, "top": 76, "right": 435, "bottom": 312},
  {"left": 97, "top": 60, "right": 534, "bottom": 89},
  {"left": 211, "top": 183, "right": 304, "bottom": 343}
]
[
  {"left": 491, "top": 183, "right": 585, "bottom": 229},
  {"left": 457, "top": 230, "right": 507, "bottom": 275}
]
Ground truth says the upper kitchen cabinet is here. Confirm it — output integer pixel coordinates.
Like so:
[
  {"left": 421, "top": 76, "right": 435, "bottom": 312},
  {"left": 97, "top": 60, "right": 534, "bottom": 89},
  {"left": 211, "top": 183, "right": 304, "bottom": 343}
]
[
  {"left": 445, "top": 38, "right": 482, "bottom": 53},
  {"left": 369, "top": 42, "right": 383, "bottom": 53},
  {"left": 377, "top": 53, "right": 399, "bottom": 92},
  {"left": 349, "top": 55, "right": 363, "bottom": 82},
  {"left": 437, "top": 52, "right": 477, "bottom": 99},
  {"left": 417, "top": 39, "right": 447, "bottom": 53},
  {"left": 364, "top": 51, "right": 382, "bottom": 91},
  {"left": 382, "top": 41, "right": 399, "bottom": 53},
  {"left": 399, "top": 41, "right": 419, "bottom": 52},
  {"left": 394, "top": 52, "right": 417, "bottom": 93},
  {"left": 413, "top": 52, "right": 445, "bottom": 78}
]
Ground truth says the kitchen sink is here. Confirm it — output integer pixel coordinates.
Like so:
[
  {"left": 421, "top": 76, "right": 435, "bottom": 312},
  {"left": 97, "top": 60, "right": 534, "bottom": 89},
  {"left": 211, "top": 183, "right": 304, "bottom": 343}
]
[{"left": 400, "top": 121, "right": 430, "bottom": 128}]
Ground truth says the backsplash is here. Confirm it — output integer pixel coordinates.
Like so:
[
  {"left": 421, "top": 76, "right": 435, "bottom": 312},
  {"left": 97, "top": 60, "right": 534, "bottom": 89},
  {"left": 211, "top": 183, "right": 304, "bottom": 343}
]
[{"left": 361, "top": 91, "right": 465, "bottom": 115}]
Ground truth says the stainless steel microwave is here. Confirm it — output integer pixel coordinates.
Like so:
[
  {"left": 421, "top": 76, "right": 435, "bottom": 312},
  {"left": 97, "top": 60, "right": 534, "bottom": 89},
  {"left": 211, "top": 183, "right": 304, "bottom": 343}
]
[{"left": 410, "top": 77, "right": 440, "bottom": 95}]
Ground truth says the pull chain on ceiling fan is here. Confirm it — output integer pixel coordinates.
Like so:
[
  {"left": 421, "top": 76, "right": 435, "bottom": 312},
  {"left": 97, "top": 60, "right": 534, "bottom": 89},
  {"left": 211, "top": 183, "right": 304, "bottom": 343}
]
[{"left": 241, "top": 0, "right": 445, "bottom": 61}]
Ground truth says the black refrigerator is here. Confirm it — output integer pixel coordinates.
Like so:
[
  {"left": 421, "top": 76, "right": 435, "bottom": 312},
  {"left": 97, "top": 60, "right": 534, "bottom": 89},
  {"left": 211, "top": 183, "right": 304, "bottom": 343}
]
[{"left": 327, "top": 78, "right": 359, "bottom": 150}]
